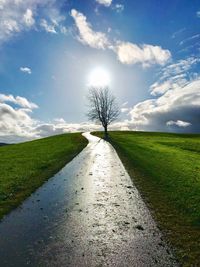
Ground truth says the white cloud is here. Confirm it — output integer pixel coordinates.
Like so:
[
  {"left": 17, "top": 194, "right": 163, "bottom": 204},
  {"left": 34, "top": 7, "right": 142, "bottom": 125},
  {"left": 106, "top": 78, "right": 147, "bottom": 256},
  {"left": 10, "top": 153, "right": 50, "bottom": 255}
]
[
  {"left": 35, "top": 121, "right": 101, "bottom": 137},
  {"left": 150, "top": 81, "right": 172, "bottom": 96},
  {"left": 122, "top": 101, "right": 128, "bottom": 107},
  {"left": 23, "top": 8, "right": 35, "bottom": 27},
  {"left": 179, "top": 34, "right": 200, "bottom": 46},
  {"left": 0, "top": 0, "right": 5, "bottom": 10},
  {"left": 171, "top": 28, "right": 185, "bottom": 39},
  {"left": 115, "top": 42, "right": 171, "bottom": 66},
  {"left": 20, "top": 67, "right": 32, "bottom": 74},
  {"left": 53, "top": 118, "right": 66, "bottom": 124},
  {"left": 133, "top": 55, "right": 200, "bottom": 132},
  {"left": 0, "top": 0, "right": 66, "bottom": 44},
  {"left": 0, "top": 93, "right": 99, "bottom": 142},
  {"left": 71, "top": 9, "right": 109, "bottom": 49},
  {"left": 0, "top": 94, "right": 103, "bottom": 142},
  {"left": 96, "top": 0, "right": 112, "bottom": 7},
  {"left": 0, "top": 93, "right": 39, "bottom": 142},
  {"left": 161, "top": 57, "right": 200, "bottom": 79},
  {"left": 150, "top": 75, "right": 187, "bottom": 96},
  {"left": 60, "top": 25, "right": 68, "bottom": 35},
  {"left": 15, "top": 96, "right": 38, "bottom": 109},
  {"left": 196, "top": 11, "right": 200, "bottom": 18},
  {"left": 0, "top": 93, "right": 38, "bottom": 109},
  {"left": 113, "top": 4, "right": 124, "bottom": 13},
  {"left": 127, "top": 78, "right": 200, "bottom": 132},
  {"left": 149, "top": 56, "right": 200, "bottom": 96},
  {"left": 166, "top": 120, "right": 191, "bottom": 127},
  {"left": 71, "top": 9, "right": 171, "bottom": 67},
  {"left": 3, "top": 19, "right": 20, "bottom": 34},
  {"left": 121, "top": 108, "right": 129, "bottom": 113},
  {"left": 0, "top": 103, "right": 38, "bottom": 141},
  {"left": 0, "top": 1, "right": 37, "bottom": 43},
  {"left": 40, "top": 18, "right": 57, "bottom": 34},
  {"left": 39, "top": 13, "right": 67, "bottom": 35}
]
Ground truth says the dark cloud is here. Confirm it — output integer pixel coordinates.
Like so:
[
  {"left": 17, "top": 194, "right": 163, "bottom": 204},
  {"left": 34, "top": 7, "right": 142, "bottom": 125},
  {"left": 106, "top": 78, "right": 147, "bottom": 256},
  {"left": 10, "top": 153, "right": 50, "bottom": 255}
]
[{"left": 127, "top": 79, "right": 200, "bottom": 133}]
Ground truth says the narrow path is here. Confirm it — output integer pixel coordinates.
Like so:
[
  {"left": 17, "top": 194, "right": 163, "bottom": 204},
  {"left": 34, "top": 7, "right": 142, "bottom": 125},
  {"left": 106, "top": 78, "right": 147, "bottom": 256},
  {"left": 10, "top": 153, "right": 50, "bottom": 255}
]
[{"left": 0, "top": 133, "right": 178, "bottom": 266}]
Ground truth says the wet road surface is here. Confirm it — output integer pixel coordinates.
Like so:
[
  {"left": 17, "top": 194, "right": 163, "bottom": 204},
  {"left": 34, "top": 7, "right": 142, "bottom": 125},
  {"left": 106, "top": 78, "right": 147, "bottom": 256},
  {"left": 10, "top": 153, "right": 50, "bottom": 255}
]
[{"left": 0, "top": 132, "right": 178, "bottom": 266}]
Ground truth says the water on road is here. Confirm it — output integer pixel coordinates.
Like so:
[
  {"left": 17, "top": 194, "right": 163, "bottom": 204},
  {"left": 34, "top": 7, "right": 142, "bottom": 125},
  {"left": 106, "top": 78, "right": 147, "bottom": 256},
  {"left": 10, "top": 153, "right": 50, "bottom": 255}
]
[{"left": 0, "top": 133, "right": 178, "bottom": 266}]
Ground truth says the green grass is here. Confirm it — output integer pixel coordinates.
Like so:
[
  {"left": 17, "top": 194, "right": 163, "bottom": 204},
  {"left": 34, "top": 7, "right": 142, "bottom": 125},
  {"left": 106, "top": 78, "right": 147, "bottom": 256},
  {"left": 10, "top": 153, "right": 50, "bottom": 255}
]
[
  {"left": 94, "top": 131, "right": 200, "bottom": 266},
  {"left": 0, "top": 133, "right": 87, "bottom": 219}
]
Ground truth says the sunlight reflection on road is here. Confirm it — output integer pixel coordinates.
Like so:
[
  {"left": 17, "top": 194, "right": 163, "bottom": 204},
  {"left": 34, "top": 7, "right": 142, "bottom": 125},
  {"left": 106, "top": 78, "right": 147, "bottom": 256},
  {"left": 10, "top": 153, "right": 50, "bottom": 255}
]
[{"left": 0, "top": 133, "right": 178, "bottom": 267}]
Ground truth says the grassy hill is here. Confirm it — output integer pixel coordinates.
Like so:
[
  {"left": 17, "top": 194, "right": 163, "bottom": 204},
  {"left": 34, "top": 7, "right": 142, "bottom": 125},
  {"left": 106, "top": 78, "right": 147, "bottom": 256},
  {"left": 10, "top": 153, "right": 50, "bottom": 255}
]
[
  {"left": 94, "top": 131, "right": 200, "bottom": 266},
  {"left": 0, "top": 133, "right": 87, "bottom": 219},
  {"left": 0, "top": 143, "right": 9, "bottom": 146}
]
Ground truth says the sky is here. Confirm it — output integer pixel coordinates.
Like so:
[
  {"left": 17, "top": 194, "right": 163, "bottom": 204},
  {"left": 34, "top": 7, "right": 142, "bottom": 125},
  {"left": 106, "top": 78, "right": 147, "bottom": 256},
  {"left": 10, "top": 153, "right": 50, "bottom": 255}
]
[{"left": 0, "top": 0, "right": 200, "bottom": 142}]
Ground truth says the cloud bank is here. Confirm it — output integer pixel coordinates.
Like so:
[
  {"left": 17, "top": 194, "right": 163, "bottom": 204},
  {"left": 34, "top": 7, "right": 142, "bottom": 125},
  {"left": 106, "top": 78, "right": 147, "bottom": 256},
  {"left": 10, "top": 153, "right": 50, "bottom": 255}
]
[
  {"left": 0, "top": 93, "right": 39, "bottom": 142},
  {"left": 127, "top": 78, "right": 200, "bottom": 133},
  {"left": 0, "top": 93, "right": 102, "bottom": 143},
  {"left": 1, "top": 78, "right": 199, "bottom": 143}
]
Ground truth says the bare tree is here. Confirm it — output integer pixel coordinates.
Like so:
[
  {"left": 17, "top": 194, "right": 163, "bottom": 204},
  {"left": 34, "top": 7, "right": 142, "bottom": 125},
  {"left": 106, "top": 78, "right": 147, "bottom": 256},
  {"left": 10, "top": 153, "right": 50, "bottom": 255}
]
[{"left": 87, "top": 87, "right": 120, "bottom": 138}]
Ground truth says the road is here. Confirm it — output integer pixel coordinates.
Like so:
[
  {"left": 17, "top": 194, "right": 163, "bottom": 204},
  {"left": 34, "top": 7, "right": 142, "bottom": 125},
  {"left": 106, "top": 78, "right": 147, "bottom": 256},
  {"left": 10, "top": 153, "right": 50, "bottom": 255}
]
[{"left": 0, "top": 133, "right": 178, "bottom": 266}]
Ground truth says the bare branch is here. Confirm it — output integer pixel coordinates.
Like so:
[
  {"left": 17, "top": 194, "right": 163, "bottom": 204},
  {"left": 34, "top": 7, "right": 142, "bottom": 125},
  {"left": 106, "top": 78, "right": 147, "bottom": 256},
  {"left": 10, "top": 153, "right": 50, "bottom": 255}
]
[{"left": 87, "top": 86, "right": 120, "bottom": 137}]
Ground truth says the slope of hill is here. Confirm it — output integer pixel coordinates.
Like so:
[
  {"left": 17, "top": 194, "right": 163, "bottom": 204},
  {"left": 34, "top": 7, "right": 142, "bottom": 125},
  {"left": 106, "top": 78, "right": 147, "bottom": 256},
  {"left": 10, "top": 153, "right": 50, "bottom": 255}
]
[{"left": 0, "top": 133, "right": 87, "bottom": 219}]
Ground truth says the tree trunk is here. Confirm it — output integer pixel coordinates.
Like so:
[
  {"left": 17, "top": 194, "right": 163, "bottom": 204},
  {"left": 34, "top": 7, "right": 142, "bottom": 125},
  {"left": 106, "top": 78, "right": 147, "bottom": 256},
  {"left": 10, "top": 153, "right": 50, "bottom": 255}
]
[{"left": 104, "top": 125, "right": 108, "bottom": 139}]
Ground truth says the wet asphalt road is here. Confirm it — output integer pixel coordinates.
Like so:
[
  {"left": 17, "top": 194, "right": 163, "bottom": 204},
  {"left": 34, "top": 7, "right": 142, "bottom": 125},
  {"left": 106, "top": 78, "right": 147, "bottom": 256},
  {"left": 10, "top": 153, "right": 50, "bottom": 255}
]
[{"left": 0, "top": 133, "right": 178, "bottom": 267}]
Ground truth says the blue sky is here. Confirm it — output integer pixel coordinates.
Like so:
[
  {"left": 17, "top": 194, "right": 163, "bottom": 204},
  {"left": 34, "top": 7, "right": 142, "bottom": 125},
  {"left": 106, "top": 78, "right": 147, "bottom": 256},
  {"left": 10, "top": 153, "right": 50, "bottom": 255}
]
[{"left": 0, "top": 0, "right": 200, "bottom": 142}]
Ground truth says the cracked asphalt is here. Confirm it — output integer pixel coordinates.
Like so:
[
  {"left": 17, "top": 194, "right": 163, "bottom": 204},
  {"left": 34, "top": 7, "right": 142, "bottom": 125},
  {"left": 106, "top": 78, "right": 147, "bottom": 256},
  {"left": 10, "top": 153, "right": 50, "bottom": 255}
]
[{"left": 0, "top": 133, "right": 178, "bottom": 266}]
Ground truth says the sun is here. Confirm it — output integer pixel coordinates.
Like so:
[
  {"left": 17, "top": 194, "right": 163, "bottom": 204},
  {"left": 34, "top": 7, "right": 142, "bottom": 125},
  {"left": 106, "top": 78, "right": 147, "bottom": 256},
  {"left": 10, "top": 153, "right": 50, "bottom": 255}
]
[{"left": 88, "top": 67, "right": 111, "bottom": 87}]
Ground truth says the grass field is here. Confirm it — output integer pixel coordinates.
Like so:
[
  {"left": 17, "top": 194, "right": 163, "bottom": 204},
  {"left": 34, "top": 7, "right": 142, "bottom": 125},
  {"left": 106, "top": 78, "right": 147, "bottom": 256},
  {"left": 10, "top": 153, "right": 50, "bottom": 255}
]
[
  {"left": 94, "top": 131, "right": 200, "bottom": 266},
  {"left": 0, "top": 133, "right": 87, "bottom": 220}
]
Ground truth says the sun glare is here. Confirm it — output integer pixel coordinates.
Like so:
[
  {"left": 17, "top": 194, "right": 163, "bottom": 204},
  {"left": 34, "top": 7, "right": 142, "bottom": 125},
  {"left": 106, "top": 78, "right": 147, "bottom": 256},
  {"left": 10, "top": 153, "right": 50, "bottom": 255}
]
[{"left": 88, "top": 67, "right": 111, "bottom": 87}]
